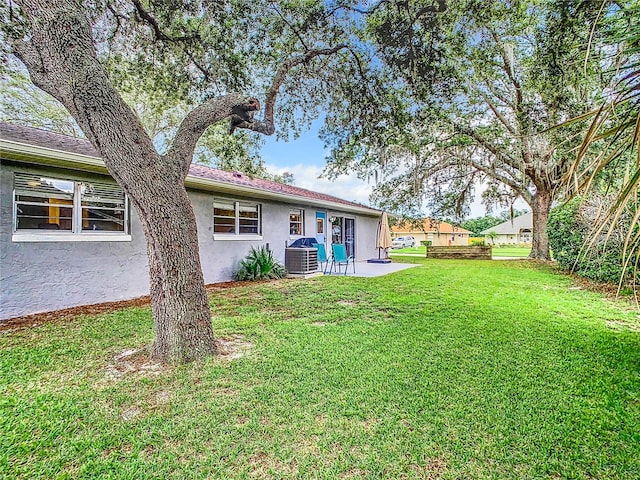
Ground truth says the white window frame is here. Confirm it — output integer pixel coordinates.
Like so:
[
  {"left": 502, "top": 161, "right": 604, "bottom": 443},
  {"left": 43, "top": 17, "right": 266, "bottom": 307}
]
[
  {"left": 213, "top": 200, "right": 263, "bottom": 241},
  {"left": 289, "top": 208, "right": 304, "bottom": 237},
  {"left": 12, "top": 173, "right": 131, "bottom": 242}
]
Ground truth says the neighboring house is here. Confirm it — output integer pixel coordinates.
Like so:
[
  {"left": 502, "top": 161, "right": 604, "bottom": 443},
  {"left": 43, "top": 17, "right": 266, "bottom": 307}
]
[
  {"left": 480, "top": 213, "right": 533, "bottom": 245},
  {"left": 392, "top": 218, "right": 472, "bottom": 246},
  {"left": 0, "top": 123, "right": 381, "bottom": 320}
]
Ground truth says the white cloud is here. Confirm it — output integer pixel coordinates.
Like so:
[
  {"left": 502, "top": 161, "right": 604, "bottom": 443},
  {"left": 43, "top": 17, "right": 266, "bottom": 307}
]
[{"left": 267, "top": 163, "right": 374, "bottom": 205}]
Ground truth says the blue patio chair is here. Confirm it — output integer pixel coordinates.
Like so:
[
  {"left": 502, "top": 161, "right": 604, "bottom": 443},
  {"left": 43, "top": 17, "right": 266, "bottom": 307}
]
[
  {"left": 330, "top": 243, "right": 355, "bottom": 275},
  {"left": 312, "top": 243, "right": 329, "bottom": 274}
]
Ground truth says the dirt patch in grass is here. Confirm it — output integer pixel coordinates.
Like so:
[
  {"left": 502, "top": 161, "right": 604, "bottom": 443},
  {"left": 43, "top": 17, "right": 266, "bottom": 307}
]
[
  {"left": 105, "top": 348, "right": 167, "bottom": 381},
  {"left": 216, "top": 334, "right": 253, "bottom": 360},
  {"left": 338, "top": 468, "right": 368, "bottom": 479},
  {"left": 103, "top": 335, "right": 253, "bottom": 380},
  {"left": 248, "top": 451, "right": 298, "bottom": 477},
  {"left": 410, "top": 457, "right": 448, "bottom": 479},
  {"left": 606, "top": 320, "right": 640, "bottom": 332}
]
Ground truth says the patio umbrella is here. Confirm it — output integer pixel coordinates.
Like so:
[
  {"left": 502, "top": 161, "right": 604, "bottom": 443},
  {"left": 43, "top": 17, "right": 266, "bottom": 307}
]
[{"left": 376, "top": 212, "right": 393, "bottom": 259}]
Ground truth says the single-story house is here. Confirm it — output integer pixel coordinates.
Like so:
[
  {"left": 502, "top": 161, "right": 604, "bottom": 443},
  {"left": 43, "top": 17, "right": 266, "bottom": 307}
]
[
  {"left": 0, "top": 122, "right": 381, "bottom": 320},
  {"left": 480, "top": 213, "right": 533, "bottom": 245},
  {"left": 392, "top": 218, "right": 472, "bottom": 246}
]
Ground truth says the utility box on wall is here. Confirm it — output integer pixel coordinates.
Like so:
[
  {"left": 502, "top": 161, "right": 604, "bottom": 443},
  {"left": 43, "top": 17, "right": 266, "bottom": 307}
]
[{"left": 285, "top": 247, "right": 319, "bottom": 274}]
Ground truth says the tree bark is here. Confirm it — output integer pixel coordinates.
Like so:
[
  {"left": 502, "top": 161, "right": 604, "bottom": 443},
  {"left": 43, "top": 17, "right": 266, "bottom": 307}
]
[
  {"left": 141, "top": 172, "right": 216, "bottom": 362},
  {"left": 12, "top": 0, "right": 217, "bottom": 363},
  {"left": 529, "top": 188, "right": 552, "bottom": 260}
]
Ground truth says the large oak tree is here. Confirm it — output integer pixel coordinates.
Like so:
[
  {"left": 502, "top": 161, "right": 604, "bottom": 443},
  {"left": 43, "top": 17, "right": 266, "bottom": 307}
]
[
  {"left": 3, "top": 0, "right": 366, "bottom": 363},
  {"left": 323, "top": 0, "right": 609, "bottom": 260}
]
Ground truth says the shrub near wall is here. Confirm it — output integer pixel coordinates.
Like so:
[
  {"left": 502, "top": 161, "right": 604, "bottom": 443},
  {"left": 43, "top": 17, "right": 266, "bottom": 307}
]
[{"left": 547, "top": 198, "right": 630, "bottom": 284}]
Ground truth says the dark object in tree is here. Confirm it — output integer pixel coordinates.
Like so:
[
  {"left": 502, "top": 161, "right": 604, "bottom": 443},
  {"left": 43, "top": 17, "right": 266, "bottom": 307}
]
[{"left": 229, "top": 99, "right": 260, "bottom": 134}]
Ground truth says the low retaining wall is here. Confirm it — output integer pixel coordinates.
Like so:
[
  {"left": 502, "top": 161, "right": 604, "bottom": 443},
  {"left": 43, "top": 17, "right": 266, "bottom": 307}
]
[{"left": 426, "top": 245, "right": 492, "bottom": 259}]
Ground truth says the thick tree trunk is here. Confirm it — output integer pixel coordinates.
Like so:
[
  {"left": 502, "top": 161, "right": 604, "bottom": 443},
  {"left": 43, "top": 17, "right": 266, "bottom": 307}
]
[
  {"left": 140, "top": 180, "right": 216, "bottom": 362},
  {"left": 13, "top": 0, "right": 217, "bottom": 363},
  {"left": 529, "top": 188, "right": 552, "bottom": 260}
]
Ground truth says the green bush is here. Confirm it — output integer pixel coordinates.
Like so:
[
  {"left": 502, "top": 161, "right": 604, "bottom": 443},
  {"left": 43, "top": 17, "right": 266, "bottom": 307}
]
[
  {"left": 471, "top": 239, "right": 485, "bottom": 246},
  {"left": 234, "top": 246, "right": 287, "bottom": 281},
  {"left": 420, "top": 240, "right": 432, "bottom": 247},
  {"left": 547, "top": 199, "right": 628, "bottom": 284}
]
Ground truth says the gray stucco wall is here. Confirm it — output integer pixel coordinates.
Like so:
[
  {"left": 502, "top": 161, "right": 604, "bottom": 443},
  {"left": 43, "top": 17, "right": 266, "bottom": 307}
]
[
  {"left": 0, "top": 162, "right": 150, "bottom": 320},
  {"left": 1, "top": 161, "right": 379, "bottom": 320}
]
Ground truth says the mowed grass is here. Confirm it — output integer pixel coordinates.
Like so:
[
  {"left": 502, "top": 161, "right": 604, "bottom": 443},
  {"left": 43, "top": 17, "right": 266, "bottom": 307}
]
[
  {"left": 390, "top": 245, "right": 426, "bottom": 254},
  {"left": 1, "top": 259, "right": 640, "bottom": 479},
  {"left": 491, "top": 246, "right": 532, "bottom": 257}
]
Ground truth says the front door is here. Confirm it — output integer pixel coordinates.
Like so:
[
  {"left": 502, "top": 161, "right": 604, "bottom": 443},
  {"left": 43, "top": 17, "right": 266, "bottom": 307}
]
[{"left": 315, "top": 212, "right": 326, "bottom": 245}]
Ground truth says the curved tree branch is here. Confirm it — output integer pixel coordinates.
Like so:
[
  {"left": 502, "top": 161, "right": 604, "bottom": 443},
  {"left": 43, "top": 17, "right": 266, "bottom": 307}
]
[
  {"left": 131, "top": 0, "right": 200, "bottom": 43},
  {"left": 168, "top": 94, "right": 257, "bottom": 173},
  {"left": 270, "top": 3, "right": 309, "bottom": 51},
  {"left": 130, "top": 0, "right": 209, "bottom": 79},
  {"left": 234, "top": 45, "right": 350, "bottom": 136},
  {"left": 455, "top": 125, "right": 522, "bottom": 171},
  {"left": 481, "top": 92, "right": 517, "bottom": 136},
  {"left": 469, "top": 158, "right": 532, "bottom": 204},
  {"left": 169, "top": 45, "right": 350, "bottom": 174}
]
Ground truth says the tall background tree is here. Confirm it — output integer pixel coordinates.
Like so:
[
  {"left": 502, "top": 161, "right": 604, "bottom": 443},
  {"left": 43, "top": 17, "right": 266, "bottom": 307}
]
[{"left": 323, "top": 0, "right": 609, "bottom": 260}]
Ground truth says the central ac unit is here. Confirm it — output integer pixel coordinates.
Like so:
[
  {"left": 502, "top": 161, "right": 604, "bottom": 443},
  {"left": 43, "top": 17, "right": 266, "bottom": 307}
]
[{"left": 284, "top": 247, "right": 319, "bottom": 274}]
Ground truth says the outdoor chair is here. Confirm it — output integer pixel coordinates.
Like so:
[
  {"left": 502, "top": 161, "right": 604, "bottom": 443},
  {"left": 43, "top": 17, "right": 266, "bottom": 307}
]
[
  {"left": 312, "top": 243, "right": 329, "bottom": 274},
  {"left": 330, "top": 243, "right": 355, "bottom": 275}
]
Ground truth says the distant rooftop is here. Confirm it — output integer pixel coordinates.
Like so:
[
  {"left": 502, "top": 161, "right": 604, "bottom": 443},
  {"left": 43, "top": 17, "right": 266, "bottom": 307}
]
[
  {"left": 480, "top": 213, "right": 533, "bottom": 234},
  {"left": 392, "top": 218, "right": 473, "bottom": 235}
]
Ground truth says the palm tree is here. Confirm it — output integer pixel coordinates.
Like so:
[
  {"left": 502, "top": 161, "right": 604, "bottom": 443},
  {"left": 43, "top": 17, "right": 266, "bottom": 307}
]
[{"left": 564, "top": 1, "right": 640, "bottom": 286}]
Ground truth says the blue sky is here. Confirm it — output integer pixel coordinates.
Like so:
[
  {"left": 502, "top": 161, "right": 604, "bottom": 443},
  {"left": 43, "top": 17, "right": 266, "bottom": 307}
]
[{"left": 260, "top": 121, "right": 377, "bottom": 207}]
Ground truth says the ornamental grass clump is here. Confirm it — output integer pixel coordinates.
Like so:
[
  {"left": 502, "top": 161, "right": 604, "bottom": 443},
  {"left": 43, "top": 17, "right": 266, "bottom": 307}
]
[{"left": 234, "top": 246, "right": 287, "bottom": 281}]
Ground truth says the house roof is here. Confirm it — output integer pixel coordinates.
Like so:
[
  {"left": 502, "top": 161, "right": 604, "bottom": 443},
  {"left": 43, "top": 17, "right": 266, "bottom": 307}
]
[
  {"left": 480, "top": 213, "right": 533, "bottom": 234},
  {"left": 392, "top": 218, "right": 472, "bottom": 235},
  {"left": 0, "top": 122, "right": 380, "bottom": 216}
]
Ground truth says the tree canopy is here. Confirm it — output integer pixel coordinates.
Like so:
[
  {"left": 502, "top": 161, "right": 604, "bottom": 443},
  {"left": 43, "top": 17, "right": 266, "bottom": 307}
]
[{"left": 322, "top": 0, "right": 610, "bottom": 259}]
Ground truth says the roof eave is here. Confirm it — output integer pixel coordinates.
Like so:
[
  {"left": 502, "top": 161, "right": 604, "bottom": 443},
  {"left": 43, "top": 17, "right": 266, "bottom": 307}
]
[
  {"left": 1, "top": 138, "right": 107, "bottom": 173},
  {"left": 185, "top": 176, "right": 379, "bottom": 216}
]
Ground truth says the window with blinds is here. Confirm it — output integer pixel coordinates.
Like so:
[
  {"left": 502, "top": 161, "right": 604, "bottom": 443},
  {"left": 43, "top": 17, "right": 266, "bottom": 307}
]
[
  {"left": 289, "top": 209, "right": 304, "bottom": 235},
  {"left": 81, "top": 182, "right": 127, "bottom": 232},
  {"left": 213, "top": 201, "right": 261, "bottom": 235},
  {"left": 14, "top": 174, "right": 74, "bottom": 231},
  {"left": 13, "top": 173, "right": 128, "bottom": 235}
]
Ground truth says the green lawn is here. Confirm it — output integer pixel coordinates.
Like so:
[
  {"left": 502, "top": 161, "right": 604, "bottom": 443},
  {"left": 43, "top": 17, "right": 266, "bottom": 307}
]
[
  {"left": 491, "top": 246, "right": 532, "bottom": 257},
  {"left": 390, "top": 245, "right": 426, "bottom": 254},
  {"left": 2, "top": 259, "right": 639, "bottom": 479}
]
